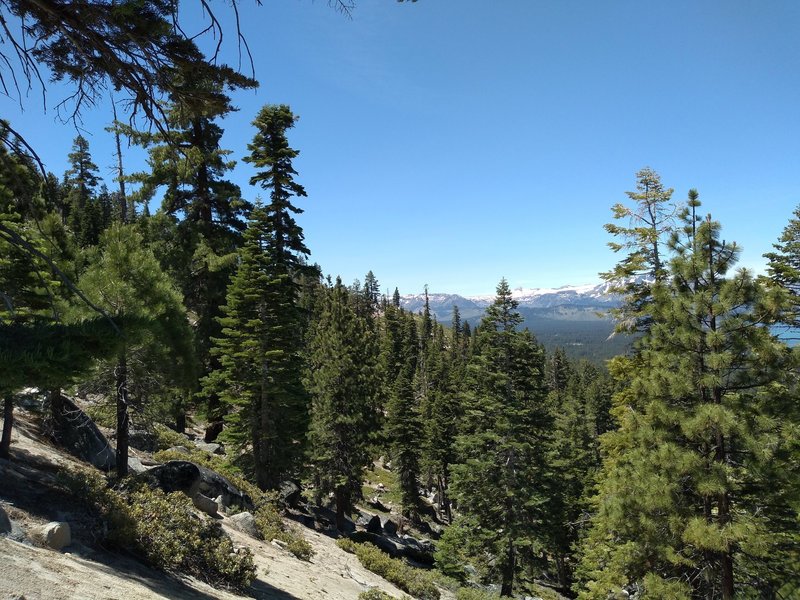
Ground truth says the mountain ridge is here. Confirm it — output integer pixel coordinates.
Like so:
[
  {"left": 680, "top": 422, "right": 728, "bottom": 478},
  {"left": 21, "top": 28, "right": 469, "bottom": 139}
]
[
  {"left": 399, "top": 281, "right": 620, "bottom": 313},
  {"left": 398, "top": 281, "right": 630, "bottom": 362}
]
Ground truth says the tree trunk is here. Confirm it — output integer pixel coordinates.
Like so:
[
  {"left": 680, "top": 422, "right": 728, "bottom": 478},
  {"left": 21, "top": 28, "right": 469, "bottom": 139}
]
[
  {"left": 0, "top": 395, "right": 13, "bottom": 459},
  {"left": 555, "top": 554, "right": 569, "bottom": 594},
  {"left": 49, "top": 388, "right": 64, "bottom": 422},
  {"left": 173, "top": 394, "right": 186, "bottom": 434},
  {"left": 500, "top": 535, "right": 515, "bottom": 596},
  {"left": 115, "top": 351, "right": 129, "bottom": 477},
  {"left": 175, "top": 410, "right": 186, "bottom": 434},
  {"left": 335, "top": 485, "right": 347, "bottom": 532}
]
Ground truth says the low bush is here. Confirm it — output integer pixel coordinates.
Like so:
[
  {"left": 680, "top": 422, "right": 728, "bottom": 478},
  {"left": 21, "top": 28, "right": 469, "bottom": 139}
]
[
  {"left": 151, "top": 447, "right": 315, "bottom": 561},
  {"left": 335, "top": 539, "right": 439, "bottom": 600},
  {"left": 84, "top": 401, "right": 116, "bottom": 428},
  {"left": 455, "top": 588, "right": 500, "bottom": 600},
  {"left": 60, "top": 470, "right": 256, "bottom": 590},
  {"left": 359, "top": 588, "right": 399, "bottom": 600},
  {"left": 153, "top": 423, "right": 189, "bottom": 450}
]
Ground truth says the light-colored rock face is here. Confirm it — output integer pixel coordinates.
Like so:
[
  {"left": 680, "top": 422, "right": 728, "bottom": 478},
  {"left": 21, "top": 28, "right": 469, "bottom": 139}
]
[
  {"left": 36, "top": 521, "right": 71, "bottom": 550},
  {"left": 226, "top": 512, "right": 260, "bottom": 539},
  {"left": 191, "top": 493, "right": 218, "bottom": 517}
]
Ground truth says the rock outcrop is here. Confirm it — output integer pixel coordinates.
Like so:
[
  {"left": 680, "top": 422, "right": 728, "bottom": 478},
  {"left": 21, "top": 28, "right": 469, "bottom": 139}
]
[
  {"left": 35, "top": 521, "right": 71, "bottom": 550},
  {"left": 49, "top": 394, "right": 115, "bottom": 471}
]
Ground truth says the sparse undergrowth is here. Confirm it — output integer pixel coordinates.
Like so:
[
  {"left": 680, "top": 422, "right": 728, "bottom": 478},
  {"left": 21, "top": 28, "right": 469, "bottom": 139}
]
[
  {"left": 361, "top": 463, "right": 403, "bottom": 509},
  {"left": 337, "top": 538, "right": 440, "bottom": 600},
  {"left": 153, "top": 446, "right": 315, "bottom": 561},
  {"left": 153, "top": 423, "right": 190, "bottom": 450},
  {"left": 359, "top": 588, "right": 400, "bottom": 600},
  {"left": 454, "top": 588, "right": 500, "bottom": 600},
  {"left": 60, "top": 470, "right": 256, "bottom": 590}
]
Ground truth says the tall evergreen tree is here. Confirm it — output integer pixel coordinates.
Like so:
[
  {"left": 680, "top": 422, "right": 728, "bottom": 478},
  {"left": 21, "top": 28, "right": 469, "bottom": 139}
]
[
  {"left": 71, "top": 224, "right": 193, "bottom": 476},
  {"left": 124, "top": 72, "right": 255, "bottom": 438},
  {"left": 544, "top": 354, "right": 612, "bottom": 593},
  {"left": 202, "top": 202, "right": 309, "bottom": 489},
  {"left": 387, "top": 310, "right": 423, "bottom": 516},
  {"left": 444, "top": 279, "right": 550, "bottom": 596},
  {"left": 601, "top": 167, "right": 676, "bottom": 333},
  {"left": 205, "top": 103, "right": 312, "bottom": 488},
  {"left": 424, "top": 316, "right": 461, "bottom": 522},
  {"left": 63, "top": 135, "right": 103, "bottom": 247},
  {"left": 578, "top": 205, "right": 799, "bottom": 599},
  {"left": 306, "top": 278, "right": 380, "bottom": 530},
  {"left": 764, "top": 204, "right": 800, "bottom": 330}
]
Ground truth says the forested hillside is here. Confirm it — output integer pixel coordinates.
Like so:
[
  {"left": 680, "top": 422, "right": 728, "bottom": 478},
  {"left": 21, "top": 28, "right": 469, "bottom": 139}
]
[{"left": 1, "top": 2, "right": 799, "bottom": 600}]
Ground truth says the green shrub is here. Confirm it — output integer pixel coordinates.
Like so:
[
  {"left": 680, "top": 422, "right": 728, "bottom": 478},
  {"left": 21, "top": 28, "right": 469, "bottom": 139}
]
[
  {"left": 285, "top": 536, "right": 314, "bottom": 561},
  {"left": 455, "top": 588, "right": 500, "bottom": 600},
  {"left": 337, "top": 540, "right": 440, "bottom": 600},
  {"left": 150, "top": 447, "right": 315, "bottom": 561},
  {"left": 359, "top": 588, "right": 399, "bottom": 600},
  {"left": 85, "top": 401, "right": 116, "bottom": 428},
  {"left": 59, "top": 470, "right": 256, "bottom": 590},
  {"left": 337, "top": 537, "right": 357, "bottom": 553},
  {"left": 153, "top": 423, "right": 189, "bottom": 450}
]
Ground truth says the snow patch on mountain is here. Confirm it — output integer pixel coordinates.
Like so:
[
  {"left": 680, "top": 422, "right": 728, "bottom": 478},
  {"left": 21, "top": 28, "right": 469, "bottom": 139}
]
[{"left": 399, "top": 281, "right": 621, "bottom": 313}]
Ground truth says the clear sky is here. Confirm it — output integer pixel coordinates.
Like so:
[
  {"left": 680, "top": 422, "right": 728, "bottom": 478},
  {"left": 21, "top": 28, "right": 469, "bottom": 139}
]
[{"left": 5, "top": 1, "right": 800, "bottom": 296}]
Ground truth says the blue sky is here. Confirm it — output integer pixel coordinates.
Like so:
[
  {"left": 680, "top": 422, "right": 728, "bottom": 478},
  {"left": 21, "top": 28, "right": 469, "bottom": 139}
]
[{"left": 5, "top": 1, "right": 800, "bottom": 296}]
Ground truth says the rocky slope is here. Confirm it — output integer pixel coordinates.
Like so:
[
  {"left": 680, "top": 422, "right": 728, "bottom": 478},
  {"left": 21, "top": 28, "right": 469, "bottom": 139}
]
[{"left": 0, "top": 404, "right": 437, "bottom": 600}]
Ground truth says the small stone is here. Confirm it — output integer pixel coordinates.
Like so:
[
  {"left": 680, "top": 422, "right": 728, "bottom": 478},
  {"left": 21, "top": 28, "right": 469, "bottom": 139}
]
[
  {"left": 195, "top": 441, "right": 224, "bottom": 455},
  {"left": 227, "top": 512, "right": 261, "bottom": 538},
  {"left": 37, "top": 521, "right": 71, "bottom": 550},
  {"left": 192, "top": 493, "right": 218, "bottom": 516}
]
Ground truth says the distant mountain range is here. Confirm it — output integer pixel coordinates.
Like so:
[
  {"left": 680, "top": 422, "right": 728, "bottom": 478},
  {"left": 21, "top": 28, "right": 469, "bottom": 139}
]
[{"left": 400, "top": 282, "right": 634, "bottom": 362}]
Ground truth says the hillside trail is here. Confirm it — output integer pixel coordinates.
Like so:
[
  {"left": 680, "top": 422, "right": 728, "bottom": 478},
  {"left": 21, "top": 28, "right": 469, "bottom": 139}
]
[{"left": 0, "top": 408, "right": 447, "bottom": 600}]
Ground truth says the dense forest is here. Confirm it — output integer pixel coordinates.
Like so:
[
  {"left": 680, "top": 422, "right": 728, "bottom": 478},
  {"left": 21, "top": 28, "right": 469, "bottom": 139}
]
[{"left": 1, "top": 2, "right": 799, "bottom": 599}]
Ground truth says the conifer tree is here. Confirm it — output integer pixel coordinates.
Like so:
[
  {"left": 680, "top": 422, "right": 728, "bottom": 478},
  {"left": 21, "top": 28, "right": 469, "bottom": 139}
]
[
  {"left": 424, "top": 317, "right": 461, "bottom": 522},
  {"left": 202, "top": 201, "right": 309, "bottom": 489},
  {"left": 765, "top": 204, "right": 800, "bottom": 329},
  {"left": 386, "top": 310, "right": 423, "bottom": 516},
  {"left": 71, "top": 224, "right": 192, "bottom": 476},
  {"left": 601, "top": 167, "right": 676, "bottom": 332},
  {"left": 306, "top": 278, "right": 379, "bottom": 530},
  {"left": 444, "top": 279, "right": 550, "bottom": 596},
  {"left": 63, "top": 135, "right": 103, "bottom": 247},
  {"left": 203, "top": 103, "right": 311, "bottom": 488},
  {"left": 544, "top": 355, "right": 611, "bottom": 593},
  {"left": 578, "top": 204, "right": 799, "bottom": 599},
  {"left": 0, "top": 146, "right": 61, "bottom": 458},
  {"left": 123, "top": 73, "right": 254, "bottom": 437}
]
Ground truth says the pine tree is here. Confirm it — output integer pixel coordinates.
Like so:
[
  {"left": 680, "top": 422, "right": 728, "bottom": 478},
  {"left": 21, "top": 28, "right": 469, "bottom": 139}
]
[
  {"left": 306, "top": 278, "right": 380, "bottom": 530},
  {"left": 386, "top": 309, "right": 423, "bottom": 516},
  {"left": 424, "top": 315, "right": 462, "bottom": 522},
  {"left": 124, "top": 73, "right": 255, "bottom": 437},
  {"left": 544, "top": 354, "right": 612, "bottom": 593},
  {"left": 445, "top": 278, "right": 550, "bottom": 596},
  {"left": 578, "top": 205, "right": 799, "bottom": 599},
  {"left": 601, "top": 167, "right": 676, "bottom": 333},
  {"left": 71, "top": 223, "right": 192, "bottom": 476},
  {"left": 64, "top": 135, "right": 103, "bottom": 247},
  {"left": 203, "top": 103, "right": 311, "bottom": 488},
  {"left": 202, "top": 202, "right": 309, "bottom": 489},
  {"left": 0, "top": 144, "right": 61, "bottom": 458},
  {"left": 764, "top": 204, "right": 800, "bottom": 329}
]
